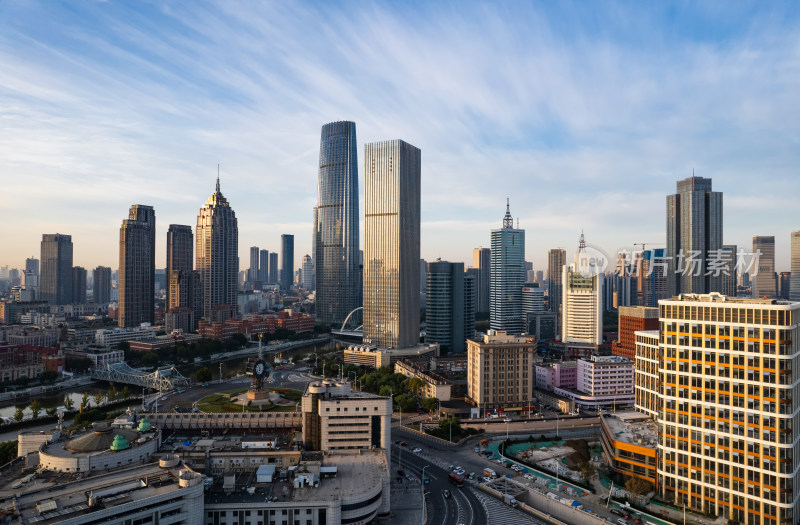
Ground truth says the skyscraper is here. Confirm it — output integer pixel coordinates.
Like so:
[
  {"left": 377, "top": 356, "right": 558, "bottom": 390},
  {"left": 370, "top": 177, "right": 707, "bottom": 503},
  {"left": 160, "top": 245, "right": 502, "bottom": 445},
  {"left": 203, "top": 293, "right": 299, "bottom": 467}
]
[
  {"left": 490, "top": 200, "right": 525, "bottom": 334},
  {"left": 166, "top": 224, "right": 193, "bottom": 311},
  {"left": 71, "top": 266, "right": 87, "bottom": 304},
  {"left": 39, "top": 234, "right": 73, "bottom": 305},
  {"left": 720, "top": 244, "right": 737, "bottom": 297},
  {"left": 752, "top": 235, "right": 777, "bottom": 298},
  {"left": 25, "top": 257, "right": 39, "bottom": 275},
  {"left": 314, "top": 121, "right": 361, "bottom": 326},
  {"left": 196, "top": 176, "right": 238, "bottom": 321},
  {"left": 791, "top": 231, "right": 800, "bottom": 301},
  {"left": 93, "top": 266, "right": 111, "bottom": 304},
  {"left": 472, "top": 247, "right": 490, "bottom": 315},
  {"left": 301, "top": 254, "right": 314, "bottom": 291},
  {"left": 363, "top": 139, "right": 421, "bottom": 349},
  {"left": 666, "top": 175, "right": 723, "bottom": 295},
  {"left": 280, "top": 234, "right": 294, "bottom": 292},
  {"left": 249, "top": 246, "right": 260, "bottom": 286},
  {"left": 561, "top": 234, "right": 603, "bottom": 346},
  {"left": 119, "top": 205, "right": 156, "bottom": 327},
  {"left": 547, "top": 248, "right": 566, "bottom": 315},
  {"left": 259, "top": 249, "right": 269, "bottom": 283},
  {"left": 425, "top": 260, "right": 466, "bottom": 353},
  {"left": 268, "top": 253, "right": 278, "bottom": 285}
]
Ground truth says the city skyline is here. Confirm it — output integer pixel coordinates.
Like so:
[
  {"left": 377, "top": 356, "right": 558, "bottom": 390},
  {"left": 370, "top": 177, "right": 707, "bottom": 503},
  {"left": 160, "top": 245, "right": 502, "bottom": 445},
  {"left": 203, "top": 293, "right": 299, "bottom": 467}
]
[{"left": 2, "top": 2, "right": 800, "bottom": 272}]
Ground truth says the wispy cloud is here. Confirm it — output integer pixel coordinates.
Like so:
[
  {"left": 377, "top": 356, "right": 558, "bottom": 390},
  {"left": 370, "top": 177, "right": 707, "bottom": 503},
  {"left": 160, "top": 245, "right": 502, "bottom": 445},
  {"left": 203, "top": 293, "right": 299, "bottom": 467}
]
[{"left": 1, "top": 1, "right": 798, "bottom": 271}]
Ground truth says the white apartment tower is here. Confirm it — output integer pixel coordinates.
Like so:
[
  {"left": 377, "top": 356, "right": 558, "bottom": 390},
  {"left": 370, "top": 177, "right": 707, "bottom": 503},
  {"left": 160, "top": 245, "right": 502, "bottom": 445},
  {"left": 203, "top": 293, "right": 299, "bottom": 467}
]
[{"left": 561, "top": 234, "right": 603, "bottom": 346}]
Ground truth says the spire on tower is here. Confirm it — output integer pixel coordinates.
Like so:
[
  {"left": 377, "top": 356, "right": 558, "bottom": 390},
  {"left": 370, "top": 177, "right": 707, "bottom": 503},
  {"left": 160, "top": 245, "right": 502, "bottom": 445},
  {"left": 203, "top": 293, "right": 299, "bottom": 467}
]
[
  {"left": 502, "top": 198, "right": 514, "bottom": 228},
  {"left": 578, "top": 230, "right": 586, "bottom": 252},
  {"left": 216, "top": 164, "right": 220, "bottom": 193}
]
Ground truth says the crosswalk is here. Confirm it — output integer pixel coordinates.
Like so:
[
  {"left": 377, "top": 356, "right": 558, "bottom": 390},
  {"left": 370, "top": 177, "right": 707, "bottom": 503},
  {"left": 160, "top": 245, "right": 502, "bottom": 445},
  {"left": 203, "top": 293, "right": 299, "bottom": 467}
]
[{"left": 471, "top": 488, "right": 543, "bottom": 525}]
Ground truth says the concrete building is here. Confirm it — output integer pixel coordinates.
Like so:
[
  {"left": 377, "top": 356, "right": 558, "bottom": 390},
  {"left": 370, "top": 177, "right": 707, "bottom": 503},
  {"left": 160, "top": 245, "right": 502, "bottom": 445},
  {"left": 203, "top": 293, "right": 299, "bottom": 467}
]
[
  {"left": 638, "top": 248, "right": 669, "bottom": 307},
  {"left": 599, "top": 412, "right": 658, "bottom": 489},
  {"left": 658, "top": 293, "right": 800, "bottom": 523},
  {"left": 526, "top": 310, "right": 558, "bottom": 348},
  {"left": 92, "top": 266, "right": 111, "bottom": 305},
  {"left": 522, "top": 283, "right": 545, "bottom": 316},
  {"left": 259, "top": 249, "right": 269, "bottom": 283},
  {"left": 633, "top": 330, "right": 659, "bottom": 418},
  {"left": 752, "top": 236, "right": 777, "bottom": 298},
  {"left": 343, "top": 343, "right": 439, "bottom": 368},
  {"left": 613, "top": 306, "right": 659, "bottom": 361},
  {"left": 363, "top": 139, "right": 421, "bottom": 350},
  {"left": 534, "top": 361, "right": 577, "bottom": 391},
  {"left": 280, "top": 234, "right": 294, "bottom": 293},
  {"left": 196, "top": 176, "right": 239, "bottom": 321},
  {"left": 548, "top": 248, "right": 566, "bottom": 315},
  {"left": 95, "top": 325, "right": 156, "bottom": 347},
  {"left": 472, "top": 247, "right": 491, "bottom": 315},
  {"left": 575, "top": 355, "right": 634, "bottom": 401},
  {"left": 791, "top": 231, "right": 800, "bottom": 301},
  {"left": 119, "top": 205, "right": 156, "bottom": 327},
  {"left": 268, "top": 252, "right": 278, "bottom": 285},
  {"left": 71, "top": 266, "right": 87, "bottom": 304},
  {"left": 778, "top": 271, "right": 791, "bottom": 300},
  {"left": 314, "top": 121, "right": 361, "bottom": 326},
  {"left": 248, "top": 245, "right": 260, "bottom": 286},
  {"left": 490, "top": 201, "right": 525, "bottom": 334},
  {"left": 666, "top": 175, "right": 723, "bottom": 295},
  {"left": 721, "top": 244, "right": 738, "bottom": 298},
  {"left": 425, "top": 260, "right": 473, "bottom": 353},
  {"left": 395, "top": 359, "right": 452, "bottom": 401},
  {"left": 166, "top": 224, "right": 193, "bottom": 312},
  {"left": 561, "top": 235, "right": 603, "bottom": 347},
  {"left": 40, "top": 233, "right": 73, "bottom": 306},
  {"left": 301, "top": 254, "right": 314, "bottom": 291},
  {"left": 467, "top": 330, "right": 536, "bottom": 410}
]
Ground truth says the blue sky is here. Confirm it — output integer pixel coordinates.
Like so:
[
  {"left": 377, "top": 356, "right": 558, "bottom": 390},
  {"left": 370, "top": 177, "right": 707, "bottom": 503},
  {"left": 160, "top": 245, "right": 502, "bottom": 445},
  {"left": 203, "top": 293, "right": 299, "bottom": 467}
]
[{"left": 1, "top": 1, "right": 799, "bottom": 273}]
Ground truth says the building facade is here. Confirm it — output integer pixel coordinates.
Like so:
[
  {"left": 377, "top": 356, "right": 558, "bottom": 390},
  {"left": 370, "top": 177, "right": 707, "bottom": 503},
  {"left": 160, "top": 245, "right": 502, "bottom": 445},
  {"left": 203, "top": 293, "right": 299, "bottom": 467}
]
[
  {"left": 633, "top": 329, "right": 660, "bottom": 418},
  {"left": 472, "top": 247, "right": 491, "bottom": 315},
  {"left": 752, "top": 236, "right": 777, "bottom": 299},
  {"left": 658, "top": 294, "right": 799, "bottom": 524},
  {"left": 119, "top": 205, "right": 156, "bottom": 327},
  {"left": 791, "top": 231, "right": 800, "bottom": 302},
  {"left": 314, "top": 121, "right": 361, "bottom": 326},
  {"left": 561, "top": 237, "right": 603, "bottom": 347},
  {"left": 363, "top": 139, "right": 421, "bottom": 350},
  {"left": 166, "top": 224, "right": 193, "bottom": 311},
  {"left": 93, "top": 266, "right": 112, "bottom": 305},
  {"left": 425, "top": 260, "right": 468, "bottom": 353},
  {"left": 196, "top": 177, "right": 238, "bottom": 321},
  {"left": 301, "top": 254, "right": 314, "bottom": 291},
  {"left": 613, "top": 306, "right": 659, "bottom": 361},
  {"left": 280, "top": 234, "right": 294, "bottom": 292},
  {"left": 548, "top": 248, "right": 566, "bottom": 316},
  {"left": 71, "top": 266, "right": 87, "bottom": 304},
  {"left": 259, "top": 249, "right": 269, "bottom": 283},
  {"left": 666, "top": 176, "right": 723, "bottom": 296},
  {"left": 40, "top": 233, "right": 73, "bottom": 305},
  {"left": 248, "top": 245, "right": 260, "bottom": 286},
  {"left": 467, "top": 330, "right": 535, "bottom": 409},
  {"left": 522, "top": 283, "right": 545, "bottom": 316},
  {"left": 490, "top": 201, "right": 525, "bottom": 334}
]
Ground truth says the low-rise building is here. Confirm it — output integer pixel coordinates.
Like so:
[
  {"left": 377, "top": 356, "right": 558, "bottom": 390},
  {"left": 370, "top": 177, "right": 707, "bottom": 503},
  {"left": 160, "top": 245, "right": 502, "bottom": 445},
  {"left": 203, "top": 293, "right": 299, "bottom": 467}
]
[
  {"left": 534, "top": 361, "right": 578, "bottom": 391},
  {"left": 95, "top": 324, "right": 156, "bottom": 347},
  {"left": 64, "top": 345, "right": 124, "bottom": 368},
  {"left": 553, "top": 355, "right": 634, "bottom": 411},
  {"left": 467, "top": 330, "right": 536, "bottom": 410},
  {"left": 599, "top": 412, "right": 658, "bottom": 489},
  {"left": 394, "top": 359, "right": 452, "bottom": 401},
  {"left": 343, "top": 343, "right": 439, "bottom": 368},
  {"left": 0, "top": 344, "right": 64, "bottom": 381},
  {"left": 128, "top": 330, "right": 202, "bottom": 352}
]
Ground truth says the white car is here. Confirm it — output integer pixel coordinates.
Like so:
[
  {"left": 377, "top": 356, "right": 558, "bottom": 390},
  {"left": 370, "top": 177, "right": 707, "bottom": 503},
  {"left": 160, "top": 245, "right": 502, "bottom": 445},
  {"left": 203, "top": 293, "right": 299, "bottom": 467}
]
[
  {"left": 523, "top": 474, "right": 534, "bottom": 480},
  {"left": 482, "top": 476, "right": 492, "bottom": 482},
  {"left": 412, "top": 447, "right": 422, "bottom": 453}
]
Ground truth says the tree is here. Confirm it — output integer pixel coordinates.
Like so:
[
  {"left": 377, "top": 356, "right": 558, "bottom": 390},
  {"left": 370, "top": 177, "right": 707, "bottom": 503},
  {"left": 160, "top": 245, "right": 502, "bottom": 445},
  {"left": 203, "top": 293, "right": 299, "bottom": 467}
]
[
  {"left": 141, "top": 352, "right": 160, "bottom": 368},
  {"left": 45, "top": 407, "right": 57, "bottom": 417},
  {"left": 394, "top": 393, "right": 416, "bottom": 413},
  {"left": 63, "top": 395, "right": 74, "bottom": 411},
  {"left": 196, "top": 367, "right": 213, "bottom": 383},
  {"left": 438, "top": 416, "right": 462, "bottom": 441},
  {"left": 378, "top": 385, "right": 393, "bottom": 398},
  {"left": 39, "top": 370, "right": 59, "bottom": 383},
  {"left": 121, "top": 386, "right": 131, "bottom": 400},
  {"left": 421, "top": 397, "right": 439, "bottom": 414},
  {"left": 625, "top": 476, "right": 652, "bottom": 497},
  {"left": 0, "top": 440, "right": 18, "bottom": 465},
  {"left": 13, "top": 407, "right": 25, "bottom": 422},
  {"left": 579, "top": 461, "right": 596, "bottom": 482},
  {"left": 404, "top": 377, "right": 425, "bottom": 395},
  {"left": 108, "top": 384, "right": 118, "bottom": 402},
  {"left": 29, "top": 400, "right": 42, "bottom": 419},
  {"left": 94, "top": 392, "right": 105, "bottom": 407},
  {"left": 80, "top": 391, "right": 90, "bottom": 412}
]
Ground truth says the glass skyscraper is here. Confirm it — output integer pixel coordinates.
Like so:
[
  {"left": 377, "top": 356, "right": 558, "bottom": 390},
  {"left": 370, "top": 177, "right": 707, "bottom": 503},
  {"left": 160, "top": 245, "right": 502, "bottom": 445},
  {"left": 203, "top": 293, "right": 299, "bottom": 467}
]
[
  {"left": 39, "top": 233, "right": 73, "bottom": 306},
  {"left": 666, "top": 175, "right": 723, "bottom": 295},
  {"left": 280, "top": 234, "right": 294, "bottom": 292},
  {"left": 119, "top": 204, "right": 156, "bottom": 327},
  {"left": 196, "top": 177, "right": 238, "bottom": 320},
  {"left": 363, "top": 139, "right": 420, "bottom": 349},
  {"left": 490, "top": 201, "right": 525, "bottom": 334},
  {"left": 166, "top": 224, "right": 193, "bottom": 311},
  {"left": 314, "top": 121, "right": 361, "bottom": 326}
]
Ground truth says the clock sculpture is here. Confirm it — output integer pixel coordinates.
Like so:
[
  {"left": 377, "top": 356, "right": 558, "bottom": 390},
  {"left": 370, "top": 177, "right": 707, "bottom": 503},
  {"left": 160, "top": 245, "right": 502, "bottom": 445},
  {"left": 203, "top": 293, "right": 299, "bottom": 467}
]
[{"left": 245, "top": 357, "right": 269, "bottom": 392}]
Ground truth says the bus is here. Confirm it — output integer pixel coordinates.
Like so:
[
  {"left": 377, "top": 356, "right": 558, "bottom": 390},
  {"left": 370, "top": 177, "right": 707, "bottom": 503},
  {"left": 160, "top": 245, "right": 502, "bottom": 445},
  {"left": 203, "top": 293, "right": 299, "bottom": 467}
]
[{"left": 448, "top": 473, "right": 464, "bottom": 487}]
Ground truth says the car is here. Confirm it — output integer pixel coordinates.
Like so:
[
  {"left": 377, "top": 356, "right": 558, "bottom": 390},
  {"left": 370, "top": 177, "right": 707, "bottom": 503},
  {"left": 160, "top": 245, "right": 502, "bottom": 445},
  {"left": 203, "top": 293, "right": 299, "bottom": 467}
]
[
  {"left": 406, "top": 475, "right": 416, "bottom": 482},
  {"left": 618, "top": 520, "right": 628, "bottom": 525},
  {"left": 448, "top": 464, "right": 454, "bottom": 471},
  {"left": 468, "top": 472, "right": 475, "bottom": 479},
  {"left": 443, "top": 489, "right": 451, "bottom": 498},
  {"left": 474, "top": 447, "right": 480, "bottom": 453},
  {"left": 482, "top": 476, "right": 492, "bottom": 482},
  {"left": 201, "top": 383, "right": 209, "bottom": 387},
  {"left": 161, "top": 396, "right": 168, "bottom": 401},
  {"left": 398, "top": 441, "right": 407, "bottom": 447},
  {"left": 412, "top": 447, "right": 422, "bottom": 453}
]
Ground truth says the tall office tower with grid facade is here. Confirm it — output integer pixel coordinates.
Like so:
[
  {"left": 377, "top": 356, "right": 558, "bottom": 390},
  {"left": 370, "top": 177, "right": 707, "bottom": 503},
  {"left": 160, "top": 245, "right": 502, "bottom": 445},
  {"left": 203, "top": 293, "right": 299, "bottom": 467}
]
[
  {"left": 753, "top": 236, "right": 777, "bottom": 299},
  {"left": 548, "top": 248, "right": 566, "bottom": 315},
  {"left": 314, "top": 121, "right": 361, "bottom": 325},
  {"left": 248, "top": 246, "right": 260, "bottom": 286},
  {"left": 259, "top": 249, "right": 269, "bottom": 283},
  {"left": 196, "top": 176, "right": 238, "bottom": 321},
  {"left": 119, "top": 205, "right": 155, "bottom": 327},
  {"left": 666, "top": 175, "right": 723, "bottom": 295},
  {"left": 92, "top": 266, "right": 112, "bottom": 305},
  {"left": 71, "top": 266, "right": 87, "bottom": 304},
  {"left": 166, "top": 224, "right": 193, "bottom": 311},
  {"left": 472, "top": 247, "right": 491, "bottom": 315},
  {"left": 490, "top": 200, "right": 525, "bottom": 334},
  {"left": 561, "top": 234, "right": 603, "bottom": 346},
  {"left": 657, "top": 293, "right": 800, "bottom": 524},
  {"left": 363, "top": 139, "right": 420, "bottom": 349},
  {"left": 791, "top": 231, "right": 800, "bottom": 302},
  {"left": 39, "top": 233, "right": 73, "bottom": 305},
  {"left": 280, "top": 234, "right": 294, "bottom": 292}
]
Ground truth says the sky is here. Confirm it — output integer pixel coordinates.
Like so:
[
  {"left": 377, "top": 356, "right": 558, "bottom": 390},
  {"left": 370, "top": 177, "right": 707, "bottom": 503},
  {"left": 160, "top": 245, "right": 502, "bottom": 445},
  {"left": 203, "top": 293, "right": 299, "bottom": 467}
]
[{"left": 1, "top": 1, "right": 799, "bottom": 274}]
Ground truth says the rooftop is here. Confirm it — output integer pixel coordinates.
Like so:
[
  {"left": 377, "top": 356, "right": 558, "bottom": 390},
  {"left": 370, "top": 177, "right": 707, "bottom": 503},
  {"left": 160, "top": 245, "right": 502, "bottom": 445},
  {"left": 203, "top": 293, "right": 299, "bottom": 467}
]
[{"left": 602, "top": 412, "right": 658, "bottom": 449}]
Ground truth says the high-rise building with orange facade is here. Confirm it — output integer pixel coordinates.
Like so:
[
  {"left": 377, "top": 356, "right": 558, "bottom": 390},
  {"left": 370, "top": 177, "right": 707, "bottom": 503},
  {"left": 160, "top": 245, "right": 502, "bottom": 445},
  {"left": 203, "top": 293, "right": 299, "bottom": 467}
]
[{"left": 613, "top": 305, "right": 659, "bottom": 361}]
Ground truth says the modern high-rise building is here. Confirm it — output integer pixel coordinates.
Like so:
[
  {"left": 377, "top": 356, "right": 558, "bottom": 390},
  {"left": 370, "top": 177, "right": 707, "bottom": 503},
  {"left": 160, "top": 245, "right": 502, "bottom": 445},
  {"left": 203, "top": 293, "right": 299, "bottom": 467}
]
[
  {"left": 489, "top": 200, "right": 525, "bottom": 334},
  {"left": 778, "top": 272, "right": 791, "bottom": 300},
  {"left": 425, "top": 260, "right": 472, "bottom": 353},
  {"left": 268, "top": 253, "right": 278, "bottom": 285},
  {"left": 119, "top": 205, "right": 156, "bottom": 327},
  {"left": 280, "top": 234, "right": 294, "bottom": 292},
  {"left": 752, "top": 235, "right": 777, "bottom": 298},
  {"left": 548, "top": 248, "right": 566, "bottom": 314},
  {"left": 196, "top": 177, "right": 238, "bottom": 321},
  {"left": 248, "top": 246, "right": 260, "bottom": 286},
  {"left": 301, "top": 254, "right": 314, "bottom": 291},
  {"left": 25, "top": 257, "right": 39, "bottom": 275},
  {"left": 522, "top": 283, "right": 545, "bottom": 316},
  {"left": 93, "top": 266, "right": 112, "bottom": 305},
  {"left": 39, "top": 234, "right": 73, "bottom": 306},
  {"left": 666, "top": 175, "right": 723, "bottom": 295},
  {"left": 166, "top": 224, "right": 193, "bottom": 312},
  {"left": 314, "top": 121, "right": 361, "bottom": 326},
  {"left": 472, "top": 247, "right": 491, "bottom": 315},
  {"left": 464, "top": 273, "right": 476, "bottom": 342},
  {"left": 720, "top": 244, "right": 738, "bottom": 298},
  {"left": 789, "top": 231, "right": 800, "bottom": 302},
  {"left": 658, "top": 294, "right": 800, "bottom": 523},
  {"left": 71, "top": 266, "right": 87, "bottom": 304},
  {"left": 612, "top": 305, "right": 658, "bottom": 361},
  {"left": 259, "top": 249, "right": 269, "bottom": 283},
  {"left": 637, "top": 248, "right": 668, "bottom": 307},
  {"left": 561, "top": 234, "right": 603, "bottom": 346},
  {"left": 363, "top": 139, "right": 421, "bottom": 350}
]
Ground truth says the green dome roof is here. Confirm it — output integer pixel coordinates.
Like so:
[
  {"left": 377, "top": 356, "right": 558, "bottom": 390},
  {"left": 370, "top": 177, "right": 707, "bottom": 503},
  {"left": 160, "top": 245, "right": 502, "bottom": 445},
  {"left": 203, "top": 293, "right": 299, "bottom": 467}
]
[
  {"left": 110, "top": 434, "right": 130, "bottom": 451},
  {"left": 137, "top": 417, "right": 152, "bottom": 432}
]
